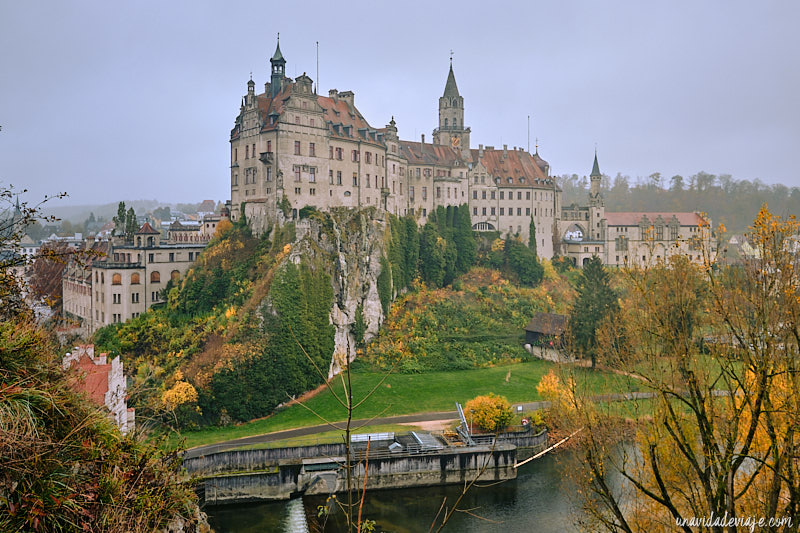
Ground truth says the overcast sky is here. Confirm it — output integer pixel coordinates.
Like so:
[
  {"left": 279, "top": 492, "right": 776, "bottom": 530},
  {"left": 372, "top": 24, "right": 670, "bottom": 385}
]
[{"left": 2, "top": 1, "right": 799, "bottom": 207}]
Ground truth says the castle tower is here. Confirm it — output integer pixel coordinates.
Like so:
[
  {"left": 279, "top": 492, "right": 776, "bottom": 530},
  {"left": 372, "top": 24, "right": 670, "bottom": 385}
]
[
  {"left": 270, "top": 36, "right": 286, "bottom": 98},
  {"left": 433, "top": 58, "right": 470, "bottom": 155},
  {"left": 588, "top": 151, "right": 606, "bottom": 241}
]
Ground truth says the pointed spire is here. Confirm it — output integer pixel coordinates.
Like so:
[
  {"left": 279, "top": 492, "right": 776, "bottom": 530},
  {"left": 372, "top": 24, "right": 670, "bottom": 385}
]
[
  {"left": 271, "top": 33, "right": 285, "bottom": 62},
  {"left": 591, "top": 150, "right": 601, "bottom": 177},
  {"left": 443, "top": 62, "right": 459, "bottom": 98}
]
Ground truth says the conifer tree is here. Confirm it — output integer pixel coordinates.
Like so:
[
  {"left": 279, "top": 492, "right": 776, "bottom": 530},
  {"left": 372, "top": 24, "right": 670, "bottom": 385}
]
[
  {"left": 568, "top": 256, "right": 618, "bottom": 368},
  {"left": 528, "top": 216, "right": 537, "bottom": 256}
]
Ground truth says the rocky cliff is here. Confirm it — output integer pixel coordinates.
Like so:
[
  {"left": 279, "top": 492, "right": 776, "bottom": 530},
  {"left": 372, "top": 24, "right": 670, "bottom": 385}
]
[{"left": 275, "top": 208, "right": 389, "bottom": 377}]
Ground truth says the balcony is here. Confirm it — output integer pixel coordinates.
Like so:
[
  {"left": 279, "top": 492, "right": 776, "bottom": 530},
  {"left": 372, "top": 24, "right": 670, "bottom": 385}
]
[
  {"left": 259, "top": 151, "right": 274, "bottom": 164},
  {"left": 381, "top": 187, "right": 391, "bottom": 197}
]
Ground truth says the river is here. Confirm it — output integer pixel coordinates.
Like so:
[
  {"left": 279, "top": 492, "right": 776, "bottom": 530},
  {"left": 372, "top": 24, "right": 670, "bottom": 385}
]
[{"left": 206, "top": 451, "right": 588, "bottom": 532}]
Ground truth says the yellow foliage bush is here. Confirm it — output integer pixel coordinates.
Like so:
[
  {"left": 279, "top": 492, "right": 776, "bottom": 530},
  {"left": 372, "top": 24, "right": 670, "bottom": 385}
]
[
  {"left": 161, "top": 380, "right": 198, "bottom": 410},
  {"left": 464, "top": 393, "right": 513, "bottom": 432}
]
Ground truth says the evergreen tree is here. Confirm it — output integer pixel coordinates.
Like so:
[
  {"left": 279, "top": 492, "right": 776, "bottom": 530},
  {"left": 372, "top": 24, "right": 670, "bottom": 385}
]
[
  {"left": 113, "top": 201, "right": 126, "bottom": 237},
  {"left": 419, "top": 223, "right": 445, "bottom": 287},
  {"left": 568, "top": 256, "right": 619, "bottom": 368},
  {"left": 505, "top": 237, "right": 543, "bottom": 287},
  {"left": 125, "top": 207, "right": 138, "bottom": 242},
  {"left": 528, "top": 216, "right": 537, "bottom": 256},
  {"left": 403, "top": 216, "right": 419, "bottom": 282},
  {"left": 453, "top": 205, "right": 477, "bottom": 274}
]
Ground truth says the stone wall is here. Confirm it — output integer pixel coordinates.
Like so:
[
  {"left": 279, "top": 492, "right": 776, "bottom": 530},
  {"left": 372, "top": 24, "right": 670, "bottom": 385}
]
[{"left": 194, "top": 444, "right": 517, "bottom": 505}]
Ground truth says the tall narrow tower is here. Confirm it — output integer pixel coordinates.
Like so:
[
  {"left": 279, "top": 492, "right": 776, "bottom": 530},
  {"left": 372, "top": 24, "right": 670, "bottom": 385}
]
[
  {"left": 588, "top": 151, "right": 606, "bottom": 241},
  {"left": 433, "top": 58, "right": 470, "bottom": 155},
  {"left": 270, "top": 36, "right": 286, "bottom": 98}
]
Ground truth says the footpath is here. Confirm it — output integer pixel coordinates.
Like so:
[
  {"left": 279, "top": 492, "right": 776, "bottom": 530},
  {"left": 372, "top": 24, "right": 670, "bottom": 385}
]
[{"left": 183, "top": 394, "right": 653, "bottom": 459}]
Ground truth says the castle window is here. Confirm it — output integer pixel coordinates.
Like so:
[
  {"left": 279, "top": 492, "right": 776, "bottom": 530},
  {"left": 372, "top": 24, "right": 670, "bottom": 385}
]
[
  {"left": 295, "top": 167, "right": 301, "bottom": 181},
  {"left": 329, "top": 170, "right": 334, "bottom": 184},
  {"left": 353, "top": 173, "right": 358, "bottom": 186},
  {"left": 409, "top": 186, "right": 415, "bottom": 200},
  {"left": 112, "top": 273, "right": 121, "bottom": 285},
  {"left": 310, "top": 118, "right": 315, "bottom": 127},
  {"left": 422, "top": 208, "right": 427, "bottom": 217},
  {"left": 131, "top": 273, "right": 140, "bottom": 285},
  {"left": 295, "top": 187, "right": 301, "bottom": 194},
  {"left": 500, "top": 191, "right": 504, "bottom": 200},
  {"left": 266, "top": 167, "right": 272, "bottom": 182},
  {"left": 482, "top": 207, "right": 487, "bottom": 216},
  {"left": 151, "top": 271, "right": 160, "bottom": 283},
  {"left": 344, "top": 191, "right": 351, "bottom": 197},
  {"left": 422, "top": 187, "right": 428, "bottom": 200},
  {"left": 656, "top": 225, "right": 664, "bottom": 240},
  {"left": 267, "top": 141, "right": 271, "bottom": 152},
  {"left": 309, "top": 168, "right": 316, "bottom": 183},
  {"left": 309, "top": 143, "right": 315, "bottom": 157},
  {"left": 517, "top": 208, "right": 522, "bottom": 216},
  {"left": 294, "top": 141, "right": 301, "bottom": 155},
  {"left": 336, "top": 147, "right": 343, "bottom": 160},
  {"left": 444, "top": 118, "right": 448, "bottom": 127},
  {"left": 245, "top": 145, "right": 249, "bottom": 159},
  {"left": 517, "top": 192, "right": 522, "bottom": 200},
  {"left": 234, "top": 148, "right": 238, "bottom": 161},
  {"left": 171, "top": 270, "right": 180, "bottom": 282},
  {"left": 337, "top": 171, "right": 342, "bottom": 185},
  {"left": 500, "top": 208, "right": 504, "bottom": 216},
  {"left": 481, "top": 191, "right": 486, "bottom": 200},
  {"left": 526, "top": 191, "right": 531, "bottom": 200},
  {"left": 416, "top": 168, "right": 421, "bottom": 178},
  {"left": 310, "top": 188, "right": 316, "bottom": 196},
  {"left": 437, "top": 187, "right": 441, "bottom": 199},
  {"left": 491, "top": 207, "right": 496, "bottom": 215},
  {"left": 295, "top": 116, "right": 300, "bottom": 124},
  {"left": 329, "top": 146, "right": 334, "bottom": 159},
  {"left": 366, "top": 152, "right": 372, "bottom": 164},
  {"left": 526, "top": 208, "right": 531, "bottom": 216},
  {"left": 670, "top": 225, "right": 679, "bottom": 240},
  {"left": 473, "top": 207, "right": 478, "bottom": 216},
  {"left": 352, "top": 150, "right": 359, "bottom": 162},
  {"left": 491, "top": 191, "right": 495, "bottom": 200},
  {"left": 473, "top": 190, "right": 477, "bottom": 200}
]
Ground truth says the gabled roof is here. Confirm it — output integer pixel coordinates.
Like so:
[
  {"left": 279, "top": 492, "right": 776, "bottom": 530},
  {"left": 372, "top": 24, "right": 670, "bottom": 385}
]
[
  {"left": 525, "top": 313, "right": 567, "bottom": 335},
  {"left": 398, "top": 140, "right": 464, "bottom": 166},
  {"left": 471, "top": 148, "right": 555, "bottom": 188},
  {"left": 604, "top": 212, "right": 707, "bottom": 227},
  {"left": 136, "top": 222, "right": 159, "bottom": 234}
]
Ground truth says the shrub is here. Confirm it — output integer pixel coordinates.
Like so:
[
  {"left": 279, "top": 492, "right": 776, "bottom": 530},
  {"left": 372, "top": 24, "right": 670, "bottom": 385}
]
[{"left": 464, "top": 393, "right": 514, "bottom": 432}]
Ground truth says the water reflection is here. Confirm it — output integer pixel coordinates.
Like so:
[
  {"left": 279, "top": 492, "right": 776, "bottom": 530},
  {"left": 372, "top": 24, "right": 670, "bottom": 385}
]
[{"left": 207, "top": 453, "right": 583, "bottom": 532}]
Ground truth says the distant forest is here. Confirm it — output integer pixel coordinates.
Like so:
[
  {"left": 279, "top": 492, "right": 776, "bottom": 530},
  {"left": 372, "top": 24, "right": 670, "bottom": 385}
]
[{"left": 559, "top": 171, "right": 800, "bottom": 234}]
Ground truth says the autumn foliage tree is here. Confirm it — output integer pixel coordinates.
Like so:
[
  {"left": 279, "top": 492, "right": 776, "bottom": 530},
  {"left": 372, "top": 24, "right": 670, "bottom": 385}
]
[
  {"left": 28, "top": 241, "right": 70, "bottom": 307},
  {"left": 573, "top": 206, "right": 800, "bottom": 532},
  {"left": 464, "top": 393, "right": 514, "bottom": 432}
]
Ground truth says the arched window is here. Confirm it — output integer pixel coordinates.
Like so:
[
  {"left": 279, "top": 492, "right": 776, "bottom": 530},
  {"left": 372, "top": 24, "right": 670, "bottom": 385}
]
[
  {"left": 150, "top": 271, "right": 161, "bottom": 283},
  {"left": 111, "top": 273, "right": 121, "bottom": 285},
  {"left": 131, "top": 273, "right": 140, "bottom": 285},
  {"left": 171, "top": 270, "right": 180, "bottom": 282}
]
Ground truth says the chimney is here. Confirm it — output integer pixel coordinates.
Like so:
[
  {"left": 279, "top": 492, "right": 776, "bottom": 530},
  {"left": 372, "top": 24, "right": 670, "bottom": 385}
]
[
  {"left": 339, "top": 90, "right": 354, "bottom": 108},
  {"left": 329, "top": 88, "right": 339, "bottom": 101},
  {"left": 421, "top": 134, "right": 425, "bottom": 144},
  {"left": 478, "top": 144, "right": 484, "bottom": 157},
  {"left": 503, "top": 144, "right": 508, "bottom": 159}
]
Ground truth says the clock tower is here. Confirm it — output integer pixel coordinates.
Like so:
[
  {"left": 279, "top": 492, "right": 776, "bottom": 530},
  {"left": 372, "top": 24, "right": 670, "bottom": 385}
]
[{"left": 433, "top": 58, "right": 470, "bottom": 157}]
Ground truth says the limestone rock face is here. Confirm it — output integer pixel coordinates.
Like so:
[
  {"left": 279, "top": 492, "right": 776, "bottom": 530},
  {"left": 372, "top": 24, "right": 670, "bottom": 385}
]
[{"left": 282, "top": 209, "right": 388, "bottom": 378}]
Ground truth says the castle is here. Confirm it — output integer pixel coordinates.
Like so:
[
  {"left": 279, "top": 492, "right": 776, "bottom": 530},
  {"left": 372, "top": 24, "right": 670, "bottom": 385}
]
[
  {"left": 231, "top": 39, "right": 711, "bottom": 267},
  {"left": 229, "top": 39, "right": 560, "bottom": 258}
]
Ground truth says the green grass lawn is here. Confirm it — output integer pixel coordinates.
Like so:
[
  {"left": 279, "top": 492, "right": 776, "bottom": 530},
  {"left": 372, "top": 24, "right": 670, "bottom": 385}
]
[{"left": 168, "top": 359, "right": 639, "bottom": 450}]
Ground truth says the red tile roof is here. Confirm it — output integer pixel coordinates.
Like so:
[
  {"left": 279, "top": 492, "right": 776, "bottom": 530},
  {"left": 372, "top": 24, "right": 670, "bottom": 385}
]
[
  {"left": 136, "top": 222, "right": 159, "bottom": 234},
  {"left": 605, "top": 212, "right": 707, "bottom": 227},
  {"left": 72, "top": 353, "right": 110, "bottom": 406},
  {"left": 398, "top": 141, "right": 465, "bottom": 166},
  {"left": 472, "top": 149, "right": 555, "bottom": 188}
]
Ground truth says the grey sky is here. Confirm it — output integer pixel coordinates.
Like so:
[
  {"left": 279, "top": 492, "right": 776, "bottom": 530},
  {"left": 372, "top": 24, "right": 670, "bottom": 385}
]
[{"left": 1, "top": 1, "right": 798, "bottom": 207}]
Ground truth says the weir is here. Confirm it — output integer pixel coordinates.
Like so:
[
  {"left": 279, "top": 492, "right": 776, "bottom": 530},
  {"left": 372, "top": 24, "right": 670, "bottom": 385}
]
[{"left": 186, "top": 430, "right": 547, "bottom": 505}]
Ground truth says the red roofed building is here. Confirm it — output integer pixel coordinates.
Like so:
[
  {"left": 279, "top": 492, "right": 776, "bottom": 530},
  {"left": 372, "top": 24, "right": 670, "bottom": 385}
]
[
  {"left": 63, "top": 345, "right": 135, "bottom": 434},
  {"left": 558, "top": 153, "right": 713, "bottom": 267}
]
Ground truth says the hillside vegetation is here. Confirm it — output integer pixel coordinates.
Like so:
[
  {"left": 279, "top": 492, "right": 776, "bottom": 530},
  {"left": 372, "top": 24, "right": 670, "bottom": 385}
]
[
  {"left": 0, "top": 318, "right": 201, "bottom": 531},
  {"left": 364, "top": 267, "right": 573, "bottom": 372}
]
